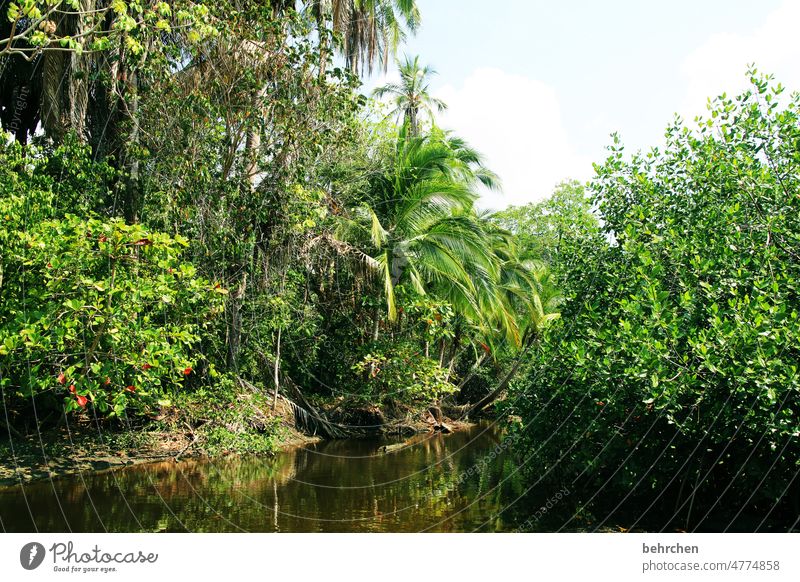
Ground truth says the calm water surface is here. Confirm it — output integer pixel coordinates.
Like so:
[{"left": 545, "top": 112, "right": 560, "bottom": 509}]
[{"left": 0, "top": 423, "right": 548, "bottom": 532}]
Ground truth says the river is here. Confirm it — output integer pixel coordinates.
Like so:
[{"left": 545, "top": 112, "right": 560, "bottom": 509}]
[{"left": 0, "top": 422, "right": 564, "bottom": 532}]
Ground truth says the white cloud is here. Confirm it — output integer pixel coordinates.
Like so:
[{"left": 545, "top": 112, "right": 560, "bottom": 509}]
[
  {"left": 680, "top": 0, "right": 800, "bottom": 120},
  {"left": 435, "top": 68, "right": 592, "bottom": 210}
]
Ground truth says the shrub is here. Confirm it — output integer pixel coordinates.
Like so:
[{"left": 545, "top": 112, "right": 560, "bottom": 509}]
[
  {"left": 0, "top": 210, "right": 225, "bottom": 421},
  {"left": 353, "top": 341, "right": 455, "bottom": 404},
  {"left": 509, "top": 74, "right": 800, "bottom": 529}
]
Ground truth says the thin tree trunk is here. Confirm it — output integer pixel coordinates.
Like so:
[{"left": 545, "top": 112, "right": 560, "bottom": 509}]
[
  {"left": 443, "top": 324, "right": 462, "bottom": 382},
  {"left": 123, "top": 67, "right": 140, "bottom": 223},
  {"left": 272, "top": 326, "right": 282, "bottom": 412},
  {"left": 316, "top": 10, "right": 329, "bottom": 80},
  {"left": 462, "top": 345, "right": 531, "bottom": 419},
  {"left": 227, "top": 273, "right": 247, "bottom": 370},
  {"left": 446, "top": 358, "right": 457, "bottom": 383},
  {"left": 244, "top": 84, "right": 268, "bottom": 188},
  {"left": 372, "top": 311, "right": 380, "bottom": 342},
  {"left": 369, "top": 311, "right": 380, "bottom": 376},
  {"left": 445, "top": 338, "right": 460, "bottom": 382},
  {"left": 456, "top": 352, "right": 487, "bottom": 391}
]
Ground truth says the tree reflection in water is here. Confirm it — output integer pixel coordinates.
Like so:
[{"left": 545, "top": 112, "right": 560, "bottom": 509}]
[{"left": 0, "top": 423, "right": 534, "bottom": 532}]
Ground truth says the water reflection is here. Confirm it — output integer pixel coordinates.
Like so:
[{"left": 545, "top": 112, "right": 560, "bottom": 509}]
[{"left": 0, "top": 423, "right": 532, "bottom": 532}]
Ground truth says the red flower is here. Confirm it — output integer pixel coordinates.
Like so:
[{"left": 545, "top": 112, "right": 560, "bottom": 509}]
[
  {"left": 68, "top": 384, "right": 76, "bottom": 394},
  {"left": 142, "top": 363, "right": 152, "bottom": 371},
  {"left": 76, "top": 394, "right": 88, "bottom": 408},
  {"left": 104, "top": 377, "right": 111, "bottom": 386},
  {"left": 125, "top": 385, "right": 136, "bottom": 393},
  {"left": 183, "top": 367, "right": 192, "bottom": 376},
  {"left": 57, "top": 372, "right": 66, "bottom": 385}
]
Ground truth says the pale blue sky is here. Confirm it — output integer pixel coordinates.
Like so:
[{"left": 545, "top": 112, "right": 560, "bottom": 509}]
[{"left": 366, "top": 0, "right": 798, "bottom": 208}]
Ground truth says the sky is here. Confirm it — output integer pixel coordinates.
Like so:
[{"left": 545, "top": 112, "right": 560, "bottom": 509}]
[{"left": 365, "top": 0, "right": 800, "bottom": 209}]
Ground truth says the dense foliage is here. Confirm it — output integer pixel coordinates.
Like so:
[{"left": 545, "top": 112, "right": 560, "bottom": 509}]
[
  {"left": 507, "top": 75, "right": 800, "bottom": 530},
  {"left": 492, "top": 179, "right": 599, "bottom": 268},
  {"left": 1, "top": 2, "right": 796, "bottom": 532},
  {"left": 0, "top": 141, "right": 223, "bottom": 427},
  {"left": 0, "top": 1, "right": 547, "bottom": 435}
]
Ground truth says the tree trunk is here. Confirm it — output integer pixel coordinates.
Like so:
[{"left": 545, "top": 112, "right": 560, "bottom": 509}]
[
  {"left": 369, "top": 311, "right": 380, "bottom": 376},
  {"left": 123, "top": 67, "right": 140, "bottom": 223},
  {"left": 41, "top": 1, "right": 94, "bottom": 142},
  {"left": 226, "top": 273, "right": 247, "bottom": 370},
  {"left": 406, "top": 105, "right": 419, "bottom": 136},
  {"left": 456, "top": 352, "right": 487, "bottom": 391},
  {"left": 316, "top": 10, "right": 329, "bottom": 80},
  {"left": 42, "top": 0, "right": 96, "bottom": 143},
  {"left": 244, "top": 84, "right": 268, "bottom": 188},
  {"left": 372, "top": 311, "right": 380, "bottom": 342},
  {"left": 444, "top": 324, "right": 462, "bottom": 382},
  {"left": 67, "top": 46, "right": 90, "bottom": 137},
  {"left": 462, "top": 350, "right": 528, "bottom": 419},
  {"left": 272, "top": 326, "right": 282, "bottom": 412}
]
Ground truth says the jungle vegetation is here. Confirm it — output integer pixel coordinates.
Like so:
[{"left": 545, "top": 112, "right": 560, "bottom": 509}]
[
  {"left": 0, "top": 1, "right": 797, "bottom": 529},
  {"left": 0, "top": 0, "right": 554, "bottom": 435}
]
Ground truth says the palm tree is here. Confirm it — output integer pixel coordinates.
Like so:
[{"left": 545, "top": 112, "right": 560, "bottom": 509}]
[
  {"left": 309, "top": 0, "right": 420, "bottom": 76},
  {"left": 459, "top": 218, "right": 562, "bottom": 417},
  {"left": 341, "top": 126, "right": 499, "bottom": 326},
  {"left": 0, "top": 0, "right": 97, "bottom": 143},
  {"left": 334, "top": 126, "right": 559, "bottom": 412},
  {"left": 482, "top": 218, "right": 562, "bottom": 341},
  {"left": 373, "top": 55, "right": 447, "bottom": 135}
]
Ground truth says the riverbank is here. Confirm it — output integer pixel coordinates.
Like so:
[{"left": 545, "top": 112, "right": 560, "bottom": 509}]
[
  {"left": 0, "top": 394, "right": 472, "bottom": 487},
  {"left": 0, "top": 420, "right": 320, "bottom": 487}
]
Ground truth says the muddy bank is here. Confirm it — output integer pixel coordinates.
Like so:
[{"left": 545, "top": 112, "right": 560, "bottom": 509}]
[
  {"left": 0, "top": 402, "right": 474, "bottom": 487},
  {"left": 0, "top": 423, "right": 321, "bottom": 487}
]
